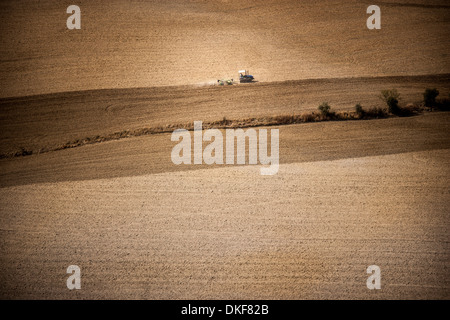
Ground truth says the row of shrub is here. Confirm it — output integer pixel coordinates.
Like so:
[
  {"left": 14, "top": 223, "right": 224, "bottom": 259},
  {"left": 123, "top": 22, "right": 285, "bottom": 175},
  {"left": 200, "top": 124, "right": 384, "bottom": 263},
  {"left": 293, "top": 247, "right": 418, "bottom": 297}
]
[
  {"left": 4, "top": 88, "right": 448, "bottom": 159},
  {"left": 422, "top": 88, "right": 450, "bottom": 111},
  {"left": 317, "top": 88, "right": 450, "bottom": 120}
]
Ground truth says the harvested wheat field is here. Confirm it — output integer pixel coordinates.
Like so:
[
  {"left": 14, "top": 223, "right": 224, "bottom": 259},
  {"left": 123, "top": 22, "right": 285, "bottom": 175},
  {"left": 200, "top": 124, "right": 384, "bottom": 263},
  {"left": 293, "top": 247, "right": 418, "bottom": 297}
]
[{"left": 1, "top": 0, "right": 450, "bottom": 300}]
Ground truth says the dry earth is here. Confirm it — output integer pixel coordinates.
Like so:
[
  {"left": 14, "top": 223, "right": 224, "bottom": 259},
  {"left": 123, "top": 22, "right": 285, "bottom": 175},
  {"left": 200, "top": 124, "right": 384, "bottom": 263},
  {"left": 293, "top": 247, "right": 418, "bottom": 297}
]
[
  {"left": 0, "top": 148, "right": 449, "bottom": 299},
  {"left": 1, "top": 74, "right": 450, "bottom": 157},
  {"left": 1, "top": 0, "right": 450, "bottom": 300},
  {"left": 1, "top": 113, "right": 449, "bottom": 299},
  {"left": 1, "top": 0, "right": 449, "bottom": 97}
]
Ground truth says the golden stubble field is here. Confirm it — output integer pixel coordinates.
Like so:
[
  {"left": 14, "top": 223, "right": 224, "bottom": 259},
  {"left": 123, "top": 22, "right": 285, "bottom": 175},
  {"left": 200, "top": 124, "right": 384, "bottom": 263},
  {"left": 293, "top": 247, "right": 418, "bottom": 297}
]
[{"left": 0, "top": 0, "right": 449, "bottom": 299}]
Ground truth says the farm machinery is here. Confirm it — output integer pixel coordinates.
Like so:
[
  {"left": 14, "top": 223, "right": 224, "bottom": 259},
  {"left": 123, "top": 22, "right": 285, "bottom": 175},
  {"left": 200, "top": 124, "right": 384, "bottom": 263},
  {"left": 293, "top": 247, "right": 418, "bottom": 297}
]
[
  {"left": 217, "top": 70, "right": 255, "bottom": 85},
  {"left": 217, "top": 79, "right": 234, "bottom": 86},
  {"left": 238, "top": 70, "right": 255, "bottom": 83}
]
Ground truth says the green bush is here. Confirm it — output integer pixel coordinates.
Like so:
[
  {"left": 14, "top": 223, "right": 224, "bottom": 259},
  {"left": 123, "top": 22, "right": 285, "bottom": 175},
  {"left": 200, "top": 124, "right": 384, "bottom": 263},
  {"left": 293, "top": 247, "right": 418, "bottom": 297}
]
[
  {"left": 366, "top": 107, "right": 388, "bottom": 118},
  {"left": 380, "top": 89, "right": 401, "bottom": 115},
  {"left": 437, "top": 97, "right": 450, "bottom": 111},
  {"left": 387, "top": 96, "right": 400, "bottom": 114},
  {"left": 15, "top": 147, "right": 32, "bottom": 157},
  {"left": 423, "top": 88, "right": 439, "bottom": 108},
  {"left": 355, "top": 104, "right": 365, "bottom": 118},
  {"left": 318, "top": 102, "right": 331, "bottom": 117},
  {"left": 380, "top": 89, "right": 400, "bottom": 102}
]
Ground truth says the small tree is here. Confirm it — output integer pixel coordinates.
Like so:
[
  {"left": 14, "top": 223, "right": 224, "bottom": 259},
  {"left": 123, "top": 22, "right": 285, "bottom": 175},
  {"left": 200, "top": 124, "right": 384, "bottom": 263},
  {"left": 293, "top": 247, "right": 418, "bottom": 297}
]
[
  {"left": 355, "top": 104, "right": 365, "bottom": 118},
  {"left": 318, "top": 102, "right": 331, "bottom": 117},
  {"left": 423, "top": 88, "right": 439, "bottom": 109},
  {"left": 387, "top": 96, "right": 400, "bottom": 114},
  {"left": 380, "top": 89, "right": 401, "bottom": 115}
]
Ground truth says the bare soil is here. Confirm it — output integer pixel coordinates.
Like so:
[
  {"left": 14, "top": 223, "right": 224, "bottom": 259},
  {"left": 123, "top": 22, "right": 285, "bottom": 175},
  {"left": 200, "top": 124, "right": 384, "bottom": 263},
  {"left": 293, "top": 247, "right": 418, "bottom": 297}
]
[
  {"left": 1, "top": 148, "right": 449, "bottom": 299},
  {"left": 0, "top": 0, "right": 449, "bottom": 299}
]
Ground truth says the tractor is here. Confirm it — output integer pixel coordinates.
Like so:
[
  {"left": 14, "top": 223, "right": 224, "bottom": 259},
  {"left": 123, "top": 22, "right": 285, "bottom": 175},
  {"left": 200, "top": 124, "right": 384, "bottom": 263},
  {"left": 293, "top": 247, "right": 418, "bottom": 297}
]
[{"left": 238, "top": 70, "right": 255, "bottom": 83}]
